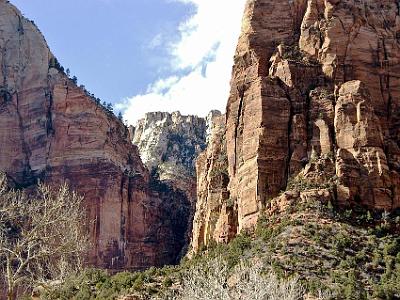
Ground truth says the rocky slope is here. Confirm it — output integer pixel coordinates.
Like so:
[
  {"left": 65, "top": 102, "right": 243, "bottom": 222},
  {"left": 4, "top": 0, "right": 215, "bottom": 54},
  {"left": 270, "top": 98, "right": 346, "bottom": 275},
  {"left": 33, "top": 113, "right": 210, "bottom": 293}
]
[
  {"left": 45, "top": 194, "right": 400, "bottom": 299},
  {"left": 0, "top": 0, "right": 190, "bottom": 270},
  {"left": 191, "top": 0, "right": 400, "bottom": 252}
]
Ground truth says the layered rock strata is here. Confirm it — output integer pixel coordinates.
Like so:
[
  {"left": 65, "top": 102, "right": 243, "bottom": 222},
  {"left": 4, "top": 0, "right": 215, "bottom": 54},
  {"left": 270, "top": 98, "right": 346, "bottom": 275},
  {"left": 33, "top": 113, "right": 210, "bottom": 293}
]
[
  {"left": 190, "top": 113, "right": 236, "bottom": 253},
  {"left": 192, "top": 0, "right": 400, "bottom": 250},
  {"left": 0, "top": 0, "right": 190, "bottom": 270}
]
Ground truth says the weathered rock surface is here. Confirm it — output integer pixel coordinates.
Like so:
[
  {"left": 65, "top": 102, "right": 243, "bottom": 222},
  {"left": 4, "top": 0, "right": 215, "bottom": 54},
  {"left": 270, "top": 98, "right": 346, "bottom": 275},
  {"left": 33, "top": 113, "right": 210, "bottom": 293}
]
[
  {"left": 335, "top": 81, "right": 395, "bottom": 209},
  {"left": 191, "top": 0, "right": 400, "bottom": 250},
  {"left": 190, "top": 112, "right": 236, "bottom": 253},
  {"left": 0, "top": 0, "right": 190, "bottom": 270},
  {"left": 130, "top": 111, "right": 207, "bottom": 203}
]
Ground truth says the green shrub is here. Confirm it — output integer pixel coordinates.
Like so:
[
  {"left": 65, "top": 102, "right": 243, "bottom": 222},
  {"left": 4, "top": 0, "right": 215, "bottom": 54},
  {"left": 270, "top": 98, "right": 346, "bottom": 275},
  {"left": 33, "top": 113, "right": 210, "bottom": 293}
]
[
  {"left": 334, "top": 232, "right": 352, "bottom": 252},
  {"left": 224, "top": 233, "right": 252, "bottom": 268},
  {"left": 163, "top": 277, "right": 173, "bottom": 288},
  {"left": 111, "top": 272, "right": 139, "bottom": 290},
  {"left": 383, "top": 238, "right": 400, "bottom": 256},
  {"left": 132, "top": 273, "right": 144, "bottom": 291}
]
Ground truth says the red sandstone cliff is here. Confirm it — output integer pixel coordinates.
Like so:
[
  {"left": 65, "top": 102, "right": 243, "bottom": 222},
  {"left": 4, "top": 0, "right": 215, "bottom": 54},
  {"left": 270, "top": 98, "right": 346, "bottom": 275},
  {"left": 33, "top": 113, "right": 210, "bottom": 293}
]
[
  {"left": 0, "top": 0, "right": 190, "bottom": 270},
  {"left": 191, "top": 0, "right": 400, "bottom": 252}
]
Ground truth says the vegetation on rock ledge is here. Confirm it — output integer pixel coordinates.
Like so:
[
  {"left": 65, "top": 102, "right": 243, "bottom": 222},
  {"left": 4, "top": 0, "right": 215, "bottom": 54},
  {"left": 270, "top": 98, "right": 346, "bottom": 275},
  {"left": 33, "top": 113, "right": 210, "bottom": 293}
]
[{"left": 41, "top": 195, "right": 400, "bottom": 300}]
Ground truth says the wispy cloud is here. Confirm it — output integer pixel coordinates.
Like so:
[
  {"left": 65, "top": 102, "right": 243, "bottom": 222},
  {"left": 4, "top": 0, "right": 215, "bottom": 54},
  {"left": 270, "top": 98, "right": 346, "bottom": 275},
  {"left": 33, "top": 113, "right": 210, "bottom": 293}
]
[
  {"left": 117, "top": 0, "right": 246, "bottom": 125},
  {"left": 147, "top": 33, "right": 164, "bottom": 50}
]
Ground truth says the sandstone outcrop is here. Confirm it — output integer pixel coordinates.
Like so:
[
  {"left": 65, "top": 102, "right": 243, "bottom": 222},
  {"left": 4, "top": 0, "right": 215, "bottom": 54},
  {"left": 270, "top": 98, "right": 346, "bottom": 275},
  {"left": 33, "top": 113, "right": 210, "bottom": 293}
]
[
  {"left": 190, "top": 112, "right": 236, "bottom": 253},
  {"left": 192, "top": 0, "right": 400, "bottom": 250},
  {"left": 0, "top": 0, "right": 190, "bottom": 270}
]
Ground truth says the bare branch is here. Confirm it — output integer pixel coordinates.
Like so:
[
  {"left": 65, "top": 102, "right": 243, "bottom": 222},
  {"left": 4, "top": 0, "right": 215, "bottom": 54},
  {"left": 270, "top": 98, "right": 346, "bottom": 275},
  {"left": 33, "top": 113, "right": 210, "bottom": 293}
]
[{"left": 0, "top": 173, "right": 89, "bottom": 300}]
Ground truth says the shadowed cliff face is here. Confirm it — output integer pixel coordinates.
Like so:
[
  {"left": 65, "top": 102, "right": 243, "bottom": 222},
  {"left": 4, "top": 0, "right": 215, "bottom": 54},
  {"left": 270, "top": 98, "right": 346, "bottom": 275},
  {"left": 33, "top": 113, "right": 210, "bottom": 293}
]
[
  {"left": 191, "top": 0, "right": 400, "bottom": 252},
  {"left": 0, "top": 0, "right": 190, "bottom": 270},
  {"left": 130, "top": 111, "right": 211, "bottom": 259}
]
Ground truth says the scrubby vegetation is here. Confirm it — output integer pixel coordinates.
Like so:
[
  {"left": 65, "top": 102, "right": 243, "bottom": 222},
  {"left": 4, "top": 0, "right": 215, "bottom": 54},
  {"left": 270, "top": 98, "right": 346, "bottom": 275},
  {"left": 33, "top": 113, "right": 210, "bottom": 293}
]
[
  {"left": 285, "top": 175, "right": 336, "bottom": 192},
  {"left": 42, "top": 249, "right": 306, "bottom": 300},
  {"left": 250, "top": 200, "right": 400, "bottom": 299},
  {"left": 281, "top": 44, "right": 304, "bottom": 61},
  {"left": 1, "top": 188, "right": 392, "bottom": 299},
  {"left": 41, "top": 193, "right": 400, "bottom": 300},
  {"left": 41, "top": 268, "right": 175, "bottom": 300}
]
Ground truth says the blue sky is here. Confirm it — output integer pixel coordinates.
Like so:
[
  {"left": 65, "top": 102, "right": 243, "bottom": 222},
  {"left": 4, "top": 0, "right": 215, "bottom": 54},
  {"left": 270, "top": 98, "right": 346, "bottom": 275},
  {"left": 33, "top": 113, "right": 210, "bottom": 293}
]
[{"left": 11, "top": 0, "right": 245, "bottom": 124}]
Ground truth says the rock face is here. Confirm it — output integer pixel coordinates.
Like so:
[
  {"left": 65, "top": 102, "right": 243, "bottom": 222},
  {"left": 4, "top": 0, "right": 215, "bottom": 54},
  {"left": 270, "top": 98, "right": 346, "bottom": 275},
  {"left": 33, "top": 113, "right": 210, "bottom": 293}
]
[
  {"left": 130, "top": 111, "right": 211, "bottom": 256},
  {"left": 130, "top": 111, "right": 208, "bottom": 203},
  {"left": 191, "top": 0, "right": 400, "bottom": 250},
  {"left": 0, "top": 0, "right": 190, "bottom": 270},
  {"left": 190, "top": 113, "right": 235, "bottom": 253}
]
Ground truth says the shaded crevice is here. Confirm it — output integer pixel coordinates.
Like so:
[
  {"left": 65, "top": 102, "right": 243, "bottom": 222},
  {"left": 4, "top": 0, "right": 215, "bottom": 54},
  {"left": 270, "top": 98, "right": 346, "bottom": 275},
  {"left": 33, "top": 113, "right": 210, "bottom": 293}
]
[
  {"left": 326, "top": 87, "right": 338, "bottom": 159},
  {"left": 277, "top": 79, "right": 294, "bottom": 187},
  {"left": 314, "top": 0, "right": 326, "bottom": 50},
  {"left": 233, "top": 88, "right": 245, "bottom": 175},
  {"left": 286, "top": 98, "right": 293, "bottom": 187},
  {"left": 305, "top": 88, "right": 313, "bottom": 163},
  {"left": 1, "top": 46, "right": 7, "bottom": 86},
  {"left": 93, "top": 200, "right": 101, "bottom": 266},
  {"left": 44, "top": 89, "right": 54, "bottom": 169},
  {"left": 386, "top": 93, "right": 393, "bottom": 121},
  {"left": 378, "top": 74, "right": 386, "bottom": 115},
  {"left": 14, "top": 92, "right": 34, "bottom": 185},
  {"left": 45, "top": 90, "right": 54, "bottom": 136},
  {"left": 329, "top": 122, "right": 338, "bottom": 158},
  {"left": 17, "top": 15, "right": 24, "bottom": 35},
  {"left": 381, "top": 38, "right": 393, "bottom": 121},
  {"left": 118, "top": 176, "right": 127, "bottom": 269},
  {"left": 397, "top": 0, "right": 400, "bottom": 16},
  {"left": 199, "top": 157, "right": 212, "bottom": 251},
  {"left": 377, "top": 38, "right": 390, "bottom": 116}
]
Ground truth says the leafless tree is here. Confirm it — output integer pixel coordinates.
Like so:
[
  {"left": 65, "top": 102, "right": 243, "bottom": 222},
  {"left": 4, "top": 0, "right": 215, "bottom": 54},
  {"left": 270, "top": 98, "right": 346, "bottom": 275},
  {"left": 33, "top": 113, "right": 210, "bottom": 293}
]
[
  {"left": 180, "top": 256, "right": 230, "bottom": 300},
  {"left": 0, "top": 174, "right": 88, "bottom": 300},
  {"left": 234, "top": 261, "right": 304, "bottom": 300},
  {"left": 178, "top": 256, "right": 306, "bottom": 300}
]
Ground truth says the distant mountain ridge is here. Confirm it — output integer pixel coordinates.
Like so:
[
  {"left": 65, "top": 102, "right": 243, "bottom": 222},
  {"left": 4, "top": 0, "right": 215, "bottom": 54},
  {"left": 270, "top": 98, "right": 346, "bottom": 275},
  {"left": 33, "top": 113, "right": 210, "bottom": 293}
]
[{"left": 130, "top": 111, "right": 221, "bottom": 200}]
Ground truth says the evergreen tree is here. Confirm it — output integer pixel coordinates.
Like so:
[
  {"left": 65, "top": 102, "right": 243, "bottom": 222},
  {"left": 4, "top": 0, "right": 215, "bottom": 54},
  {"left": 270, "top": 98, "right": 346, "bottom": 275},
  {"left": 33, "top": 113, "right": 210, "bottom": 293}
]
[{"left": 106, "top": 103, "right": 114, "bottom": 112}]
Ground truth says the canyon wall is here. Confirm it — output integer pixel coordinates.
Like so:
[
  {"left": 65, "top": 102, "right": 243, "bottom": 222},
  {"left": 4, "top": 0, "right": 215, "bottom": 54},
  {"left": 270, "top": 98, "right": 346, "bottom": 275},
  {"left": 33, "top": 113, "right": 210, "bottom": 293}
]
[
  {"left": 131, "top": 111, "right": 215, "bottom": 256},
  {"left": 0, "top": 0, "right": 190, "bottom": 270},
  {"left": 190, "top": 113, "right": 238, "bottom": 252},
  {"left": 130, "top": 111, "right": 209, "bottom": 203},
  {"left": 191, "top": 0, "right": 400, "bottom": 251}
]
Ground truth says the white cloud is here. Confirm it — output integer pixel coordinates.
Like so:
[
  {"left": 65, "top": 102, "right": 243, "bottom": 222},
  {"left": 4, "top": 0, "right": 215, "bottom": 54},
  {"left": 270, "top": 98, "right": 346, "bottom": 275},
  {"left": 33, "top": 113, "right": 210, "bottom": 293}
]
[{"left": 117, "top": 0, "right": 246, "bottom": 125}]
